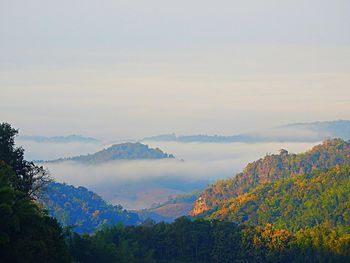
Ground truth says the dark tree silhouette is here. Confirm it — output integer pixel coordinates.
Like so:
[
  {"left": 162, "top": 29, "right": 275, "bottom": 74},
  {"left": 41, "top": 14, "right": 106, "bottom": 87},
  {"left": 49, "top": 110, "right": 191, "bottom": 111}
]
[{"left": 0, "top": 122, "right": 51, "bottom": 197}]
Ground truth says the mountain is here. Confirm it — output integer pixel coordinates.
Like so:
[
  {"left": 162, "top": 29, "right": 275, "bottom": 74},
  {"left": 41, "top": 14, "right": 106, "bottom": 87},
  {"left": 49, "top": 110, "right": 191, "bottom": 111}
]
[
  {"left": 191, "top": 138, "right": 350, "bottom": 216},
  {"left": 38, "top": 182, "right": 140, "bottom": 233},
  {"left": 41, "top": 142, "right": 175, "bottom": 164},
  {"left": 207, "top": 164, "right": 350, "bottom": 232},
  {"left": 143, "top": 120, "right": 350, "bottom": 143},
  {"left": 19, "top": 134, "right": 100, "bottom": 143}
]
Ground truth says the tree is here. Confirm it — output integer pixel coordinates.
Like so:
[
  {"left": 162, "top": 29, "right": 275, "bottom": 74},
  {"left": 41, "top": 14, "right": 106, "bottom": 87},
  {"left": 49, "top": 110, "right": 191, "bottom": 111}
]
[
  {"left": 0, "top": 122, "right": 51, "bottom": 197},
  {"left": 0, "top": 123, "right": 70, "bottom": 262},
  {"left": 0, "top": 161, "right": 70, "bottom": 262}
]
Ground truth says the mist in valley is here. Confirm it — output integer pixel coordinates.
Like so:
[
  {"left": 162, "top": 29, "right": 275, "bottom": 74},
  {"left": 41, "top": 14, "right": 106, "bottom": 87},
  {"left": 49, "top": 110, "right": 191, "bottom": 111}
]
[{"left": 33, "top": 140, "right": 319, "bottom": 209}]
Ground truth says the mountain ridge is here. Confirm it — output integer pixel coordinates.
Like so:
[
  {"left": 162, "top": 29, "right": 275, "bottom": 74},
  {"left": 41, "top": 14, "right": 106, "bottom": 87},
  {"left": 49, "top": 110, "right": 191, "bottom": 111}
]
[
  {"left": 143, "top": 120, "right": 350, "bottom": 143},
  {"left": 191, "top": 138, "right": 350, "bottom": 216},
  {"left": 206, "top": 164, "right": 350, "bottom": 232}
]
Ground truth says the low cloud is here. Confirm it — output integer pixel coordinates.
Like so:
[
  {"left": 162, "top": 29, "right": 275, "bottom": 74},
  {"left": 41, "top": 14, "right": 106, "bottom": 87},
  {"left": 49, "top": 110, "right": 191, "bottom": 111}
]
[
  {"left": 42, "top": 141, "right": 319, "bottom": 187},
  {"left": 41, "top": 141, "right": 318, "bottom": 207}
]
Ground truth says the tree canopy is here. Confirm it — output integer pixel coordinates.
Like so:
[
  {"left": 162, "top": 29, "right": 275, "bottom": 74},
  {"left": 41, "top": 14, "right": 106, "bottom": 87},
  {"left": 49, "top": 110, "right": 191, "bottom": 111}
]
[{"left": 0, "top": 123, "right": 69, "bottom": 262}]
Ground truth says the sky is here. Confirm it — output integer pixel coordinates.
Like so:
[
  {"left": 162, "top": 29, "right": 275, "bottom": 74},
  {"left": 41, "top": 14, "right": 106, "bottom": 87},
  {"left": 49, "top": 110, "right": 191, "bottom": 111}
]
[{"left": 1, "top": 0, "right": 350, "bottom": 140}]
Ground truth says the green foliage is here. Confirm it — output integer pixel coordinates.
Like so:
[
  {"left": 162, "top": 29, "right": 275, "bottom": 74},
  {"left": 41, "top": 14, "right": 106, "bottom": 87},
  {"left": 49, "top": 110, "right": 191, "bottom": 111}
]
[
  {"left": 39, "top": 182, "right": 140, "bottom": 233},
  {"left": 0, "top": 162, "right": 70, "bottom": 262},
  {"left": 192, "top": 138, "right": 350, "bottom": 215},
  {"left": 0, "top": 123, "right": 70, "bottom": 262},
  {"left": 208, "top": 165, "right": 350, "bottom": 232},
  {"left": 0, "top": 122, "right": 51, "bottom": 196},
  {"left": 3, "top": 122, "right": 350, "bottom": 262},
  {"left": 67, "top": 217, "right": 350, "bottom": 263}
]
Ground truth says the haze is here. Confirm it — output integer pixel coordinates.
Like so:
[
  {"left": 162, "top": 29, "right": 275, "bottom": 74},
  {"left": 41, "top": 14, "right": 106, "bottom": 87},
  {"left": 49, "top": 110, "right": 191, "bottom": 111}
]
[
  {"left": 1, "top": 0, "right": 350, "bottom": 140},
  {"left": 41, "top": 141, "right": 317, "bottom": 208}
]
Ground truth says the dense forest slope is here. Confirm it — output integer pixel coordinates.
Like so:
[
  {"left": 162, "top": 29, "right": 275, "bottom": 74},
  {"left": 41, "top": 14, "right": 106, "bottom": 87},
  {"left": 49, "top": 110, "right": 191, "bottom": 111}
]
[
  {"left": 42, "top": 142, "right": 175, "bottom": 164},
  {"left": 39, "top": 182, "right": 140, "bottom": 233},
  {"left": 208, "top": 164, "right": 350, "bottom": 232},
  {"left": 191, "top": 138, "right": 350, "bottom": 216}
]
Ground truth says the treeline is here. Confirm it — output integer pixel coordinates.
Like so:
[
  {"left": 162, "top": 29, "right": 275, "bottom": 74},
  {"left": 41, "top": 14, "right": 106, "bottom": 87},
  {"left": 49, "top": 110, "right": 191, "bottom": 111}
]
[{"left": 67, "top": 217, "right": 349, "bottom": 263}]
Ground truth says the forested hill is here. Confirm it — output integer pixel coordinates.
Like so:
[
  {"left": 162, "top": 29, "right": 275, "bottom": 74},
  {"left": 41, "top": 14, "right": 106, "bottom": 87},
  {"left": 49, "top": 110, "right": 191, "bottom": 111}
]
[
  {"left": 42, "top": 142, "right": 175, "bottom": 164},
  {"left": 208, "top": 164, "right": 350, "bottom": 232},
  {"left": 191, "top": 138, "right": 350, "bottom": 216},
  {"left": 39, "top": 182, "right": 140, "bottom": 233},
  {"left": 2, "top": 122, "right": 350, "bottom": 262}
]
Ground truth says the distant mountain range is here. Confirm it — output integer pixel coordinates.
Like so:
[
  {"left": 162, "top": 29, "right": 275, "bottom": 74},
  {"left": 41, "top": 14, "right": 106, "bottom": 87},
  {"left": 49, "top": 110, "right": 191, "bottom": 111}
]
[
  {"left": 19, "top": 134, "right": 100, "bottom": 143},
  {"left": 143, "top": 120, "right": 350, "bottom": 143},
  {"left": 40, "top": 142, "right": 175, "bottom": 164}
]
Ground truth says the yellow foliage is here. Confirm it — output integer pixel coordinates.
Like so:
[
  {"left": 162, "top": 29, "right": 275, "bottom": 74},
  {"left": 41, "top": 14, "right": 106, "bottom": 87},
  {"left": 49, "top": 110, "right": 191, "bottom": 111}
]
[{"left": 92, "top": 209, "right": 100, "bottom": 218}]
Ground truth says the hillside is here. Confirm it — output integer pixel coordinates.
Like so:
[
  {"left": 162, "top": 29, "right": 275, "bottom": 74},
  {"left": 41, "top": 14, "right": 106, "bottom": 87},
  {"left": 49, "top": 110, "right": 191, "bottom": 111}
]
[
  {"left": 208, "top": 164, "right": 350, "bottom": 232},
  {"left": 3, "top": 122, "right": 350, "bottom": 262},
  {"left": 137, "top": 190, "right": 200, "bottom": 222},
  {"left": 39, "top": 182, "right": 140, "bottom": 233},
  {"left": 42, "top": 142, "right": 175, "bottom": 164},
  {"left": 191, "top": 138, "right": 350, "bottom": 216}
]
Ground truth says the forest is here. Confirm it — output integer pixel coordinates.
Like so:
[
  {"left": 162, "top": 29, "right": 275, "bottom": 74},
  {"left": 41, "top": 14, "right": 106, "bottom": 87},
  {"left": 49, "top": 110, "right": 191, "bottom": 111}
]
[{"left": 1, "top": 122, "right": 350, "bottom": 262}]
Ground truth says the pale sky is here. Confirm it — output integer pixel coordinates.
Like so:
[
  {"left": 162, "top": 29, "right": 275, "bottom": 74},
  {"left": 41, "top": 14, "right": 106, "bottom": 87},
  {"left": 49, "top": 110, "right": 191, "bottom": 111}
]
[{"left": 1, "top": 0, "right": 350, "bottom": 140}]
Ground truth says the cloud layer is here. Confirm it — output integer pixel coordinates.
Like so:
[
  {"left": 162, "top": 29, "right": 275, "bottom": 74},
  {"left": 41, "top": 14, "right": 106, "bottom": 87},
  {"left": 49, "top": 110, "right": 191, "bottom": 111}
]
[{"left": 40, "top": 141, "right": 318, "bottom": 208}]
